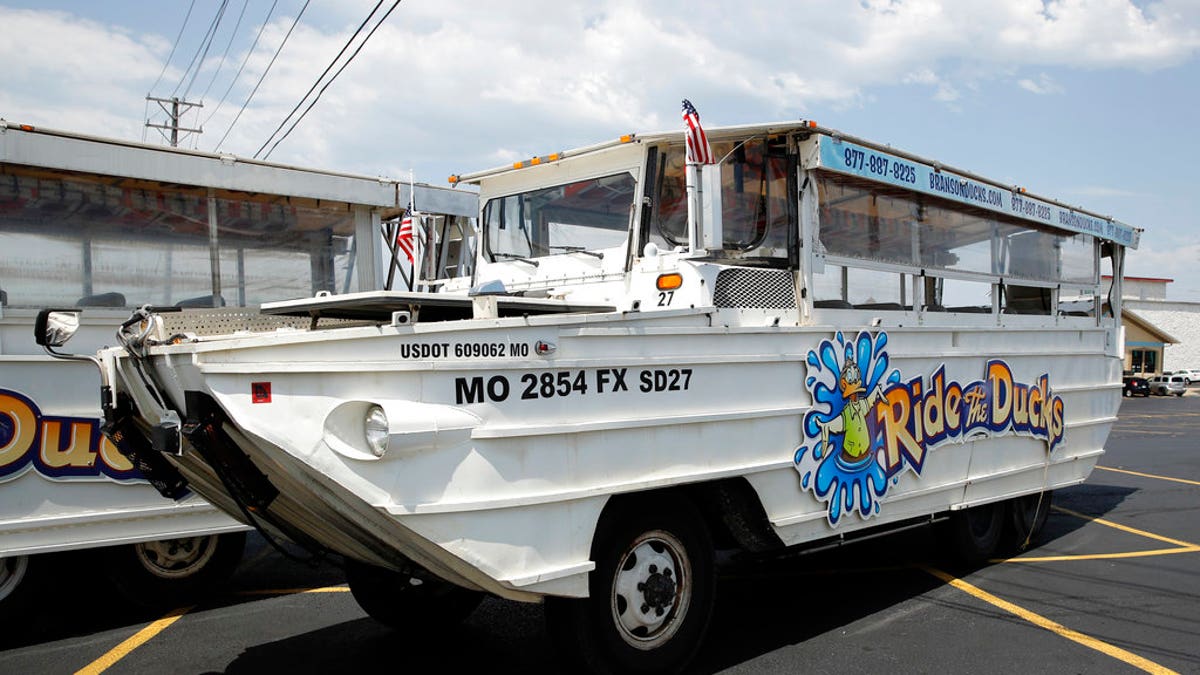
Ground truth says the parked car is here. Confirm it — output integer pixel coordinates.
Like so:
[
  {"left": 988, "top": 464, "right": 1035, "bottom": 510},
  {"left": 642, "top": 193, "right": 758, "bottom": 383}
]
[
  {"left": 1149, "top": 374, "right": 1187, "bottom": 397},
  {"left": 1123, "top": 376, "right": 1151, "bottom": 397},
  {"left": 1174, "top": 368, "right": 1200, "bottom": 384}
]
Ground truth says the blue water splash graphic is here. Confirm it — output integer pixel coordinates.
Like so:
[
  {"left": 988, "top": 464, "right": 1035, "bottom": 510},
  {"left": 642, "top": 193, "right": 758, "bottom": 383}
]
[{"left": 793, "top": 330, "right": 901, "bottom": 525}]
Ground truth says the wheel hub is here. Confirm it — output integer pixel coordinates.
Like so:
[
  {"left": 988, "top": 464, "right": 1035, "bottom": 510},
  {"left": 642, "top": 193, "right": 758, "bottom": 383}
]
[
  {"left": 638, "top": 565, "right": 676, "bottom": 614},
  {"left": 611, "top": 530, "right": 692, "bottom": 650},
  {"left": 134, "top": 535, "right": 219, "bottom": 579}
]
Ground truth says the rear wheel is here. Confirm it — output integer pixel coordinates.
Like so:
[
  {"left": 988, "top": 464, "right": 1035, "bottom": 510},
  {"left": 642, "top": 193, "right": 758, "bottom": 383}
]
[
  {"left": 546, "top": 494, "right": 715, "bottom": 674},
  {"left": 102, "top": 531, "right": 247, "bottom": 608},
  {"left": 945, "top": 501, "right": 1005, "bottom": 566},
  {"left": 346, "top": 559, "right": 483, "bottom": 634},
  {"left": 1003, "top": 491, "right": 1052, "bottom": 553}
]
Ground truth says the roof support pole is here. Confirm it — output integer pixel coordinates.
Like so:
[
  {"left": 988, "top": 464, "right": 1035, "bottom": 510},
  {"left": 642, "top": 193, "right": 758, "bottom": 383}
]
[{"left": 207, "top": 189, "right": 222, "bottom": 307}]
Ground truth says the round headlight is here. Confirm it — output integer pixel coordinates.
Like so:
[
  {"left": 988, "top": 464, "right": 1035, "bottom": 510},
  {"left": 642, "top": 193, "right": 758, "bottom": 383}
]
[{"left": 365, "top": 405, "right": 389, "bottom": 457}]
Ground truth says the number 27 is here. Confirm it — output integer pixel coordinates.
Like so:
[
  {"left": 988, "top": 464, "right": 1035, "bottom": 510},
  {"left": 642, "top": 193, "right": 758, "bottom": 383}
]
[{"left": 658, "top": 291, "right": 674, "bottom": 306}]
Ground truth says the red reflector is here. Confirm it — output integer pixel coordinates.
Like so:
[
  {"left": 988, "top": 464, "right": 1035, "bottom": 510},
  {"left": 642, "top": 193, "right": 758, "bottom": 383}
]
[{"left": 251, "top": 382, "right": 272, "bottom": 403}]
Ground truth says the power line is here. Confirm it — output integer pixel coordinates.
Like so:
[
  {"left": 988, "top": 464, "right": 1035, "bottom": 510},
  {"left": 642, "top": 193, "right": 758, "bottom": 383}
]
[
  {"left": 145, "top": 0, "right": 199, "bottom": 142},
  {"left": 199, "top": 0, "right": 250, "bottom": 101},
  {"left": 214, "top": 0, "right": 312, "bottom": 152},
  {"left": 147, "top": 0, "right": 197, "bottom": 96},
  {"left": 179, "top": 0, "right": 231, "bottom": 100},
  {"left": 262, "top": 0, "right": 402, "bottom": 160},
  {"left": 254, "top": 0, "right": 384, "bottom": 158},
  {"left": 203, "top": 0, "right": 279, "bottom": 132}
]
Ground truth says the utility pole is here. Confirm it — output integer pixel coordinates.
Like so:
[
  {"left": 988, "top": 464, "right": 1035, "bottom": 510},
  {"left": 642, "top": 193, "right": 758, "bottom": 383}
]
[{"left": 145, "top": 96, "right": 203, "bottom": 147}]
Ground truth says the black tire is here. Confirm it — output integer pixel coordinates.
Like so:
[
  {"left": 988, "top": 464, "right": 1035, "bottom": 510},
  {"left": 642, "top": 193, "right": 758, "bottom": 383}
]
[
  {"left": 1002, "top": 491, "right": 1053, "bottom": 553},
  {"left": 345, "top": 558, "right": 483, "bottom": 634},
  {"left": 945, "top": 501, "right": 1005, "bottom": 567},
  {"left": 0, "top": 554, "right": 68, "bottom": 648},
  {"left": 101, "top": 531, "right": 247, "bottom": 608},
  {"left": 0, "top": 555, "right": 37, "bottom": 643},
  {"left": 545, "top": 494, "right": 715, "bottom": 675}
]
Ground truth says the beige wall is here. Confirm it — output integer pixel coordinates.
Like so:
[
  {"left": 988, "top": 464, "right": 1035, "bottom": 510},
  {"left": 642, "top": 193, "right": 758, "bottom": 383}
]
[{"left": 1123, "top": 319, "right": 1164, "bottom": 375}]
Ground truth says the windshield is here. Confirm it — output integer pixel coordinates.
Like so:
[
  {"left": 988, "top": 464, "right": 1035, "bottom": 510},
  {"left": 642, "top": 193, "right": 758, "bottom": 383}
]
[{"left": 483, "top": 173, "right": 635, "bottom": 260}]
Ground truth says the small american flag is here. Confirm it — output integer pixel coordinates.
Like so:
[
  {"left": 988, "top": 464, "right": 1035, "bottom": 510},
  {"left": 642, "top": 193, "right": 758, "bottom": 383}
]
[
  {"left": 682, "top": 99, "right": 715, "bottom": 165},
  {"left": 396, "top": 213, "right": 414, "bottom": 263}
]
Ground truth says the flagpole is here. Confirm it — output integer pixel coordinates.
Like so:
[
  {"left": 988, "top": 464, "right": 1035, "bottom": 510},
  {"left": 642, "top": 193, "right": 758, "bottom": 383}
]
[
  {"left": 406, "top": 169, "right": 418, "bottom": 292},
  {"left": 681, "top": 99, "right": 712, "bottom": 255},
  {"left": 685, "top": 160, "right": 701, "bottom": 253}
]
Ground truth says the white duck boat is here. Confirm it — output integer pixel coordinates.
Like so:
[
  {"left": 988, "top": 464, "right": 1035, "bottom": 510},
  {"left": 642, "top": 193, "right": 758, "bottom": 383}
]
[{"left": 42, "top": 115, "right": 1138, "bottom": 673}]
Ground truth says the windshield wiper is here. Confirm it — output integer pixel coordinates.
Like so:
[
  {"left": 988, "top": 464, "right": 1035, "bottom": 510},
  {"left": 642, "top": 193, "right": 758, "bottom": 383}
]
[
  {"left": 549, "top": 245, "right": 604, "bottom": 259},
  {"left": 492, "top": 252, "right": 540, "bottom": 268}
]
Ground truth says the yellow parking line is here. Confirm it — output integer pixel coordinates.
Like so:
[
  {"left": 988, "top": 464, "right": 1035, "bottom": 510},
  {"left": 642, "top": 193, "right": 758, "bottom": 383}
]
[
  {"left": 991, "top": 507, "right": 1198, "bottom": 563},
  {"left": 1095, "top": 466, "right": 1200, "bottom": 487},
  {"left": 920, "top": 565, "right": 1178, "bottom": 675},
  {"left": 75, "top": 606, "right": 192, "bottom": 675},
  {"left": 1053, "top": 506, "right": 1197, "bottom": 548},
  {"left": 999, "top": 546, "right": 1200, "bottom": 563},
  {"left": 235, "top": 585, "right": 350, "bottom": 596}
]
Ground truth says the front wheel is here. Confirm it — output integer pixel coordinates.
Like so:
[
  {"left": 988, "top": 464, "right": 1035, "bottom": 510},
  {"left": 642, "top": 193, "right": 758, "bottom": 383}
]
[
  {"left": 546, "top": 494, "right": 715, "bottom": 674},
  {"left": 346, "top": 559, "right": 483, "bottom": 634}
]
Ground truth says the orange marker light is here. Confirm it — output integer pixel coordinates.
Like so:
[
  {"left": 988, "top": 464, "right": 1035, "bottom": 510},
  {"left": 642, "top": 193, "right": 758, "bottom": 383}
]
[
  {"left": 656, "top": 273, "right": 683, "bottom": 291},
  {"left": 448, "top": 175, "right": 460, "bottom": 184}
]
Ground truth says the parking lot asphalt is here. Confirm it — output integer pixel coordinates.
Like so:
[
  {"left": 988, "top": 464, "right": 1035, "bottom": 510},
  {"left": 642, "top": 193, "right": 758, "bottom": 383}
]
[{"left": 2, "top": 393, "right": 1199, "bottom": 674}]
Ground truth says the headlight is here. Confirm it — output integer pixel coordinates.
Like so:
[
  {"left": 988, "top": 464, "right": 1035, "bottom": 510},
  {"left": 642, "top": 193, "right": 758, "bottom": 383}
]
[{"left": 364, "top": 405, "right": 389, "bottom": 457}]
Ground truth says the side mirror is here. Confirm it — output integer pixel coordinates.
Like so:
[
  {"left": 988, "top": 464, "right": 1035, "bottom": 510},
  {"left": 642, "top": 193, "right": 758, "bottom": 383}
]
[{"left": 35, "top": 309, "right": 81, "bottom": 348}]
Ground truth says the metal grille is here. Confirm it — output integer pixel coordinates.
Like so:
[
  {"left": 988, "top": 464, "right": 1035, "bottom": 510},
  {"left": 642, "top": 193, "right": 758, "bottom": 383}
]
[
  {"left": 712, "top": 268, "right": 797, "bottom": 309},
  {"left": 156, "top": 308, "right": 367, "bottom": 336}
]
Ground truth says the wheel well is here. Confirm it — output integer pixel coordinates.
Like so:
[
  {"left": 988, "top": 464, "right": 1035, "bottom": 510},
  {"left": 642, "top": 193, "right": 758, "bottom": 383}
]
[{"left": 598, "top": 479, "right": 783, "bottom": 555}]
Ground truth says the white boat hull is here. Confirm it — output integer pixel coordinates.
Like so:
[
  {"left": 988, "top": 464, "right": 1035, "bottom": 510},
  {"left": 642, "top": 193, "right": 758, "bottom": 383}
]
[{"left": 111, "top": 307, "right": 1119, "bottom": 600}]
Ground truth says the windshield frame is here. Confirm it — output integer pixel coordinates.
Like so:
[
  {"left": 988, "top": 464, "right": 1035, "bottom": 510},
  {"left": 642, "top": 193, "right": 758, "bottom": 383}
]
[{"left": 481, "top": 171, "right": 638, "bottom": 263}]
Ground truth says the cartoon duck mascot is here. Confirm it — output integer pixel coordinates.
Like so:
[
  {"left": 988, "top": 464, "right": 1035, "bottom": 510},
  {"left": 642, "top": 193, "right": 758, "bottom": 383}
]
[{"left": 819, "top": 358, "right": 885, "bottom": 464}]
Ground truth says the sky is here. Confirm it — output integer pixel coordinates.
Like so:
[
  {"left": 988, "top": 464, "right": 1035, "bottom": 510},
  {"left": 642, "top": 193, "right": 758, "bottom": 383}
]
[{"left": 1, "top": 0, "right": 1198, "bottom": 297}]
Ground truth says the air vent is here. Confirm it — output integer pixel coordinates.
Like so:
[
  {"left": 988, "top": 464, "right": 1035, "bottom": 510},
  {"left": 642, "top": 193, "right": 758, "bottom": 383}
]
[{"left": 712, "top": 268, "right": 797, "bottom": 309}]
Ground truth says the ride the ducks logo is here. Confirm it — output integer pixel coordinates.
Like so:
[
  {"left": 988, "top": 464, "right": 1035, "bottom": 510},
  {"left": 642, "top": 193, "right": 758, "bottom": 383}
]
[{"left": 793, "top": 331, "right": 1065, "bottom": 525}]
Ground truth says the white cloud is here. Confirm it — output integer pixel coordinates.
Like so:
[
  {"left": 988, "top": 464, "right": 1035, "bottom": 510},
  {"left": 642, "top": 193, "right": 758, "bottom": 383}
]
[
  {"left": 1018, "top": 73, "right": 1065, "bottom": 94},
  {"left": 1126, "top": 242, "right": 1200, "bottom": 285},
  {"left": 1, "top": 0, "right": 1198, "bottom": 178},
  {"left": 1068, "top": 185, "right": 1148, "bottom": 198}
]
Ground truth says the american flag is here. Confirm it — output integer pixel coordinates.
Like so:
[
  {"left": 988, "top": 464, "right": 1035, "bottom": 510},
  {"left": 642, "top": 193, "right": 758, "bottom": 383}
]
[
  {"left": 682, "top": 99, "right": 715, "bottom": 165},
  {"left": 396, "top": 213, "right": 414, "bottom": 263}
]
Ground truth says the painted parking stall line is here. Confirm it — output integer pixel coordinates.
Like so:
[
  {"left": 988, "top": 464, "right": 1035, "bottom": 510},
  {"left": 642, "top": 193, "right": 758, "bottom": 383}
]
[
  {"left": 919, "top": 566, "right": 1178, "bottom": 675},
  {"left": 76, "top": 606, "right": 193, "bottom": 675},
  {"left": 1095, "top": 466, "right": 1200, "bottom": 487}
]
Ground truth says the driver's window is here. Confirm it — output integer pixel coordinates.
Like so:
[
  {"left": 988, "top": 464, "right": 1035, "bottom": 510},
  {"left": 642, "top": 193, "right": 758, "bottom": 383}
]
[{"left": 648, "top": 139, "right": 792, "bottom": 262}]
